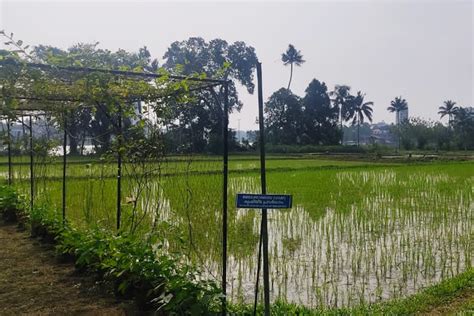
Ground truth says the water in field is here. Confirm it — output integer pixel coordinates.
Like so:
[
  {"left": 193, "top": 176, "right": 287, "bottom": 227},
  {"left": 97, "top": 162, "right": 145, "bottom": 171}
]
[
  {"left": 3, "top": 159, "right": 473, "bottom": 308},
  {"left": 151, "top": 164, "right": 473, "bottom": 308}
]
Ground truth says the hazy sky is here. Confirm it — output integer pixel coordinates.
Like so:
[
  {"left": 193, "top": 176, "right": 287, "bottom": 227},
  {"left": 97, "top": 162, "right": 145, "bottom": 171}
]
[{"left": 1, "top": 0, "right": 473, "bottom": 130}]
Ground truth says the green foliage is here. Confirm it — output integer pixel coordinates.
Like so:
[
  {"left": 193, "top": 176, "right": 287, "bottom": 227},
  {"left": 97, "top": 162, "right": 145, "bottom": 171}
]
[
  {"left": 452, "top": 107, "right": 474, "bottom": 150},
  {"left": 162, "top": 37, "right": 258, "bottom": 153},
  {"left": 29, "top": 203, "right": 64, "bottom": 241},
  {"left": 265, "top": 88, "right": 303, "bottom": 145},
  {"left": 57, "top": 225, "right": 222, "bottom": 313},
  {"left": 0, "top": 185, "right": 222, "bottom": 313},
  {"left": 345, "top": 91, "right": 374, "bottom": 146},
  {"left": 264, "top": 80, "right": 342, "bottom": 146},
  {"left": 0, "top": 33, "right": 214, "bottom": 156},
  {"left": 391, "top": 114, "right": 474, "bottom": 151},
  {"left": 302, "top": 79, "right": 340, "bottom": 145},
  {"left": 0, "top": 185, "right": 23, "bottom": 221},
  {"left": 438, "top": 100, "right": 458, "bottom": 126},
  {"left": 387, "top": 96, "right": 408, "bottom": 123}
]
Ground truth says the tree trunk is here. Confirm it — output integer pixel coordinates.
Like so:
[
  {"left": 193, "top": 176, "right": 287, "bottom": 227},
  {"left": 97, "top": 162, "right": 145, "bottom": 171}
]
[
  {"left": 80, "top": 131, "right": 86, "bottom": 155},
  {"left": 357, "top": 116, "right": 360, "bottom": 147},
  {"left": 69, "top": 133, "right": 79, "bottom": 156},
  {"left": 397, "top": 111, "right": 400, "bottom": 151},
  {"left": 287, "top": 63, "right": 293, "bottom": 90}
]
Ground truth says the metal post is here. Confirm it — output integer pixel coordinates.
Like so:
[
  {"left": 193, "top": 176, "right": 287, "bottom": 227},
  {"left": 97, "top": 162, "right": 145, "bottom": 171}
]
[
  {"left": 29, "top": 115, "right": 34, "bottom": 211},
  {"left": 21, "top": 116, "right": 26, "bottom": 151},
  {"left": 116, "top": 105, "right": 122, "bottom": 231},
  {"left": 62, "top": 115, "right": 67, "bottom": 224},
  {"left": 253, "top": 231, "right": 263, "bottom": 315},
  {"left": 7, "top": 118, "right": 12, "bottom": 185},
  {"left": 222, "top": 81, "right": 229, "bottom": 315},
  {"left": 257, "top": 62, "right": 271, "bottom": 316}
]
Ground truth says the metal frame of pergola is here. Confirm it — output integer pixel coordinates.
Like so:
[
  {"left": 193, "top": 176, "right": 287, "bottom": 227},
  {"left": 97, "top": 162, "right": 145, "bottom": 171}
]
[{"left": 0, "top": 58, "right": 235, "bottom": 312}]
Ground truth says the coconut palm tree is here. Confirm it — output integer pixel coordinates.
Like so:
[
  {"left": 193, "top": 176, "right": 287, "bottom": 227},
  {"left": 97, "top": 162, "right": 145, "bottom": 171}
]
[
  {"left": 281, "top": 44, "right": 305, "bottom": 90},
  {"left": 330, "top": 85, "right": 351, "bottom": 144},
  {"left": 388, "top": 96, "right": 408, "bottom": 150},
  {"left": 438, "top": 100, "right": 458, "bottom": 127},
  {"left": 387, "top": 96, "right": 408, "bottom": 125},
  {"left": 346, "top": 91, "right": 374, "bottom": 146}
]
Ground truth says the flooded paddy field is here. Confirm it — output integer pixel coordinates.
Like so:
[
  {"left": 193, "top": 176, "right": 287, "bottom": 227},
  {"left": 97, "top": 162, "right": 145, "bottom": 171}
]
[{"left": 2, "top": 157, "right": 472, "bottom": 308}]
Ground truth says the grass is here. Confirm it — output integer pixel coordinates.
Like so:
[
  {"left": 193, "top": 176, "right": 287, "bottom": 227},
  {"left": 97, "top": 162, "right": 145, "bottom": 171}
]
[{"left": 1, "top": 154, "right": 472, "bottom": 311}]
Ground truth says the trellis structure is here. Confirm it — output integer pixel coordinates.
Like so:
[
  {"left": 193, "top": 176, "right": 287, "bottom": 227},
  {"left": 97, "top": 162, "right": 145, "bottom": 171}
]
[{"left": 0, "top": 58, "right": 232, "bottom": 311}]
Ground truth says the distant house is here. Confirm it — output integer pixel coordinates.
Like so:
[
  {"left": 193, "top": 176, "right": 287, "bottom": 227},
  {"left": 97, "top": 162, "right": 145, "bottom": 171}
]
[{"left": 369, "top": 122, "right": 396, "bottom": 146}]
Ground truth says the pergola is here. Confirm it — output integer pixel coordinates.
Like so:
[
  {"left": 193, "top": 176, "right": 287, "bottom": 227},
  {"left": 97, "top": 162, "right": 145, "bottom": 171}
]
[{"left": 0, "top": 58, "right": 232, "bottom": 310}]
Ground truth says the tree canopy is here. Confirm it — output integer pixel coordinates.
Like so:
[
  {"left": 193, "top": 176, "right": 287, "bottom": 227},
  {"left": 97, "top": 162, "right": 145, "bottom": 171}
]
[
  {"left": 264, "top": 79, "right": 341, "bottom": 146},
  {"left": 162, "top": 37, "right": 258, "bottom": 153}
]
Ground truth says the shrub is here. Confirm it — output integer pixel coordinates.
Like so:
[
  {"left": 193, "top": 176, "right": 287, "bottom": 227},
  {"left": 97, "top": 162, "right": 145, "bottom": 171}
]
[
  {"left": 0, "top": 185, "right": 23, "bottom": 222},
  {"left": 0, "top": 187, "right": 222, "bottom": 313},
  {"left": 56, "top": 226, "right": 222, "bottom": 312}
]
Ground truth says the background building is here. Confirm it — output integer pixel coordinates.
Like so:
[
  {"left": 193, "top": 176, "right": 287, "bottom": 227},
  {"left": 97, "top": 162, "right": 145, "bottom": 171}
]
[{"left": 397, "top": 108, "right": 409, "bottom": 125}]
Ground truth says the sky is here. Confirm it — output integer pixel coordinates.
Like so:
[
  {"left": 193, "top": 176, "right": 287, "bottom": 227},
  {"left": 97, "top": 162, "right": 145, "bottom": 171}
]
[{"left": 1, "top": 0, "right": 473, "bottom": 130}]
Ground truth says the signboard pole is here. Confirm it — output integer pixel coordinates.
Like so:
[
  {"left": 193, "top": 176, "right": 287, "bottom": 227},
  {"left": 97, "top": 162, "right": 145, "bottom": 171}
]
[
  {"left": 257, "top": 62, "right": 271, "bottom": 316},
  {"left": 222, "top": 81, "right": 229, "bottom": 315}
]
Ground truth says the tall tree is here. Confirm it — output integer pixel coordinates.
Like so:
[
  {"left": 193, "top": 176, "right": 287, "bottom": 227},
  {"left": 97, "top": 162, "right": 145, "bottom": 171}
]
[
  {"left": 452, "top": 107, "right": 474, "bottom": 150},
  {"left": 387, "top": 96, "right": 408, "bottom": 125},
  {"left": 281, "top": 44, "right": 305, "bottom": 90},
  {"left": 330, "top": 84, "right": 351, "bottom": 144},
  {"left": 388, "top": 96, "right": 408, "bottom": 150},
  {"left": 346, "top": 92, "right": 374, "bottom": 146},
  {"left": 264, "top": 88, "right": 302, "bottom": 145},
  {"left": 438, "top": 100, "right": 458, "bottom": 127},
  {"left": 302, "top": 79, "right": 340, "bottom": 145},
  {"left": 163, "top": 37, "right": 258, "bottom": 153}
]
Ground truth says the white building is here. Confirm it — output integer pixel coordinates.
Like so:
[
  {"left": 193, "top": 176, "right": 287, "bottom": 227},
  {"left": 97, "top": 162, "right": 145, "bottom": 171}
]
[{"left": 397, "top": 108, "right": 409, "bottom": 125}]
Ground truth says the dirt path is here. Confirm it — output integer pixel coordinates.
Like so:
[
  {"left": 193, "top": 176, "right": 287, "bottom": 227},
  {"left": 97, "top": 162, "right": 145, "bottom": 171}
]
[{"left": 0, "top": 222, "right": 134, "bottom": 315}]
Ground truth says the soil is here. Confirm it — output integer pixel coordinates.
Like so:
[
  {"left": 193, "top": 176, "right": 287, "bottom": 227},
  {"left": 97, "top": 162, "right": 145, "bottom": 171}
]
[{"left": 0, "top": 222, "right": 136, "bottom": 315}]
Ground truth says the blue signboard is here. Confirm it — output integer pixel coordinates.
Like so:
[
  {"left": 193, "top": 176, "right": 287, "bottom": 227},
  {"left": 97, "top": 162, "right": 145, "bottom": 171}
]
[{"left": 236, "top": 194, "right": 292, "bottom": 209}]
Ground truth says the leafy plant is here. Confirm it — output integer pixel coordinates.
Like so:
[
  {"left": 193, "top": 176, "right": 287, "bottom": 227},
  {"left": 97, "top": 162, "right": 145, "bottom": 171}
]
[{"left": 0, "top": 185, "right": 23, "bottom": 221}]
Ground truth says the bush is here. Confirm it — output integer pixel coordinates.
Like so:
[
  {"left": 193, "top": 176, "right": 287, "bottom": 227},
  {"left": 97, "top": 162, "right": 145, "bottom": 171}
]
[
  {"left": 0, "top": 186, "right": 222, "bottom": 314},
  {"left": 55, "top": 225, "right": 222, "bottom": 312},
  {"left": 30, "top": 204, "right": 64, "bottom": 243},
  {"left": 0, "top": 185, "right": 23, "bottom": 222}
]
